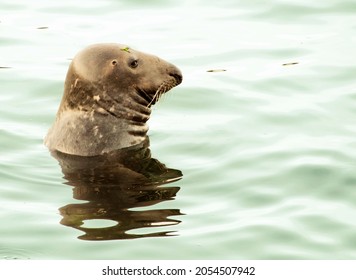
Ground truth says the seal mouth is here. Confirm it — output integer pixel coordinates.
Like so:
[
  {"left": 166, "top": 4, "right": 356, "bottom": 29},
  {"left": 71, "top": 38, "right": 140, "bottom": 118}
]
[
  {"left": 136, "top": 88, "right": 153, "bottom": 105},
  {"left": 147, "top": 81, "right": 177, "bottom": 107},
  {"left": 136, "top": 79, "right": 178, "bottom": 108}
]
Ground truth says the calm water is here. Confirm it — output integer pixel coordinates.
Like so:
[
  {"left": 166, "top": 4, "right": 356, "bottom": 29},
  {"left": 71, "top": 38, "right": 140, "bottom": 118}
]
[{"left": 1, "top": 0, "right": 356, "bottom": 259}]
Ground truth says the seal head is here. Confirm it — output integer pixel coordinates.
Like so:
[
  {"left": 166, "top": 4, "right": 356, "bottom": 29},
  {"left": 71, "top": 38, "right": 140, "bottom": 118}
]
[{"left": 44, "top": 43, "right": 182, "bottom": 156}]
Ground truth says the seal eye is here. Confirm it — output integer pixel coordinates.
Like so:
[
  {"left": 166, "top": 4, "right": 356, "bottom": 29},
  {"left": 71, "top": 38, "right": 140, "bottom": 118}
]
[
  {"left": 129, "top": 59, "right": 138, "bottom": 69},
  {"left": 111, "top": 60, "right": 118, "bottom": 66}
]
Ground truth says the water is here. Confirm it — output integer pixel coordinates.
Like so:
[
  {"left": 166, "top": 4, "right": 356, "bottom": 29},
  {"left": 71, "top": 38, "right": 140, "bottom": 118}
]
[{"left": 1, "top": 0, "right": 356, "bottom": 259}]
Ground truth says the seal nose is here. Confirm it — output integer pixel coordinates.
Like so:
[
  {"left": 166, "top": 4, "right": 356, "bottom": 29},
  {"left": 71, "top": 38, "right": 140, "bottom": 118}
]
[{"left": 169, "top": 68, "right": 183, "bottom": 85}]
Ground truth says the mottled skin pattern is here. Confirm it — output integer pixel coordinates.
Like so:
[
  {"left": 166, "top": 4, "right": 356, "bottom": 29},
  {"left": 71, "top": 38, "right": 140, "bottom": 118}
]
[{"left": 45, "top": 43, "right": 182, "bottom": 156}]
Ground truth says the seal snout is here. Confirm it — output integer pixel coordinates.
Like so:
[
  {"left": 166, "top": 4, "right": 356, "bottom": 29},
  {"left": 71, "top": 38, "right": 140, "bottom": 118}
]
[
  {"left": 168, "top": 66, "right": 183, "bottom": 85},
  {"left": 169, "top": 71, "right": 183, "bottom": 85}
]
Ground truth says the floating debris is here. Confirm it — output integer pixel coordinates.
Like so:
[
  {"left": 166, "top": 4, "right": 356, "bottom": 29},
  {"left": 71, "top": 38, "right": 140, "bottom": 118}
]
[
  {"left": 207, "top": 69, "right": 227, "bottom": 72},
  {"left": 120, "top": 47, "right": 130, "bottom": 53},
  {"left": 282, "top": 62, "right": 299, "bottom": 66},
  {"left": 37, "top": 26, "right": 49, "bottom": 29},
  {"left": 0, "top": 66, "right": 11, "bottom": 69}
]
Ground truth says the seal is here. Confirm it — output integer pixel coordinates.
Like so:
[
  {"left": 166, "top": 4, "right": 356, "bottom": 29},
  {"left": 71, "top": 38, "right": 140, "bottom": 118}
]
[{"left": 44, "top": 43, "right": 182, "bottom": 156}]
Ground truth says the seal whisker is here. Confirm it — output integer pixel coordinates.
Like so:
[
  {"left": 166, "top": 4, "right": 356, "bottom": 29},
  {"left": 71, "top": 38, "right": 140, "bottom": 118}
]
[{"left": 147, "top": 84, "right": 164, "bottom": 108}]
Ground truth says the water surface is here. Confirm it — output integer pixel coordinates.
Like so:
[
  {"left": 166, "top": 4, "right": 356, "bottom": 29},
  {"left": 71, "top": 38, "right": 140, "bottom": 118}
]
[{"left": 1, "top": 0, "right": 356, "bottom": 259}]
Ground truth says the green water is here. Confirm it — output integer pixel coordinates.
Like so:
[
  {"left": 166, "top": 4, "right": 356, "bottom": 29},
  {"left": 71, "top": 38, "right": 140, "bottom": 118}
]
[{"left": 1, "top": 0, "right": 356, "bottom": 259}]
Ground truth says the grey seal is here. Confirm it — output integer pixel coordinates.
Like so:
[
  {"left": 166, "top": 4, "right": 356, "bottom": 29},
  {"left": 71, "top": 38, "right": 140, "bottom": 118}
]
[{"left": 44, "top": 43, "right": 182, "bottom": 156}]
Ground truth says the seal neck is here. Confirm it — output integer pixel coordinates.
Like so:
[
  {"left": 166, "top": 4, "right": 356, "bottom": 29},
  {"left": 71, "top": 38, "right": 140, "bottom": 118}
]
[
  {"left": 51, "top": 81, "right": 154, "bottom": 155},
  {"left": 87, "top": 86, "right": 152, "bottom": 153},
  {"left": 92, "top": 86, "right": 152, "bottom": 123}
]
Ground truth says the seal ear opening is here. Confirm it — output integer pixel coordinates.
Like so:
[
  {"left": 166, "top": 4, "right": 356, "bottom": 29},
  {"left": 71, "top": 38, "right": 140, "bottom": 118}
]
[{"left": 111, "top": 60, "right": 118, "bottom": 66}]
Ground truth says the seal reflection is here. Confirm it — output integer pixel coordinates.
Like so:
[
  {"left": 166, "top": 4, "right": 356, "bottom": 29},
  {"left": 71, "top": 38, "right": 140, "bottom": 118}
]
[{"left": 51, "top": 137, "right": 183, "bottom": 241}]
